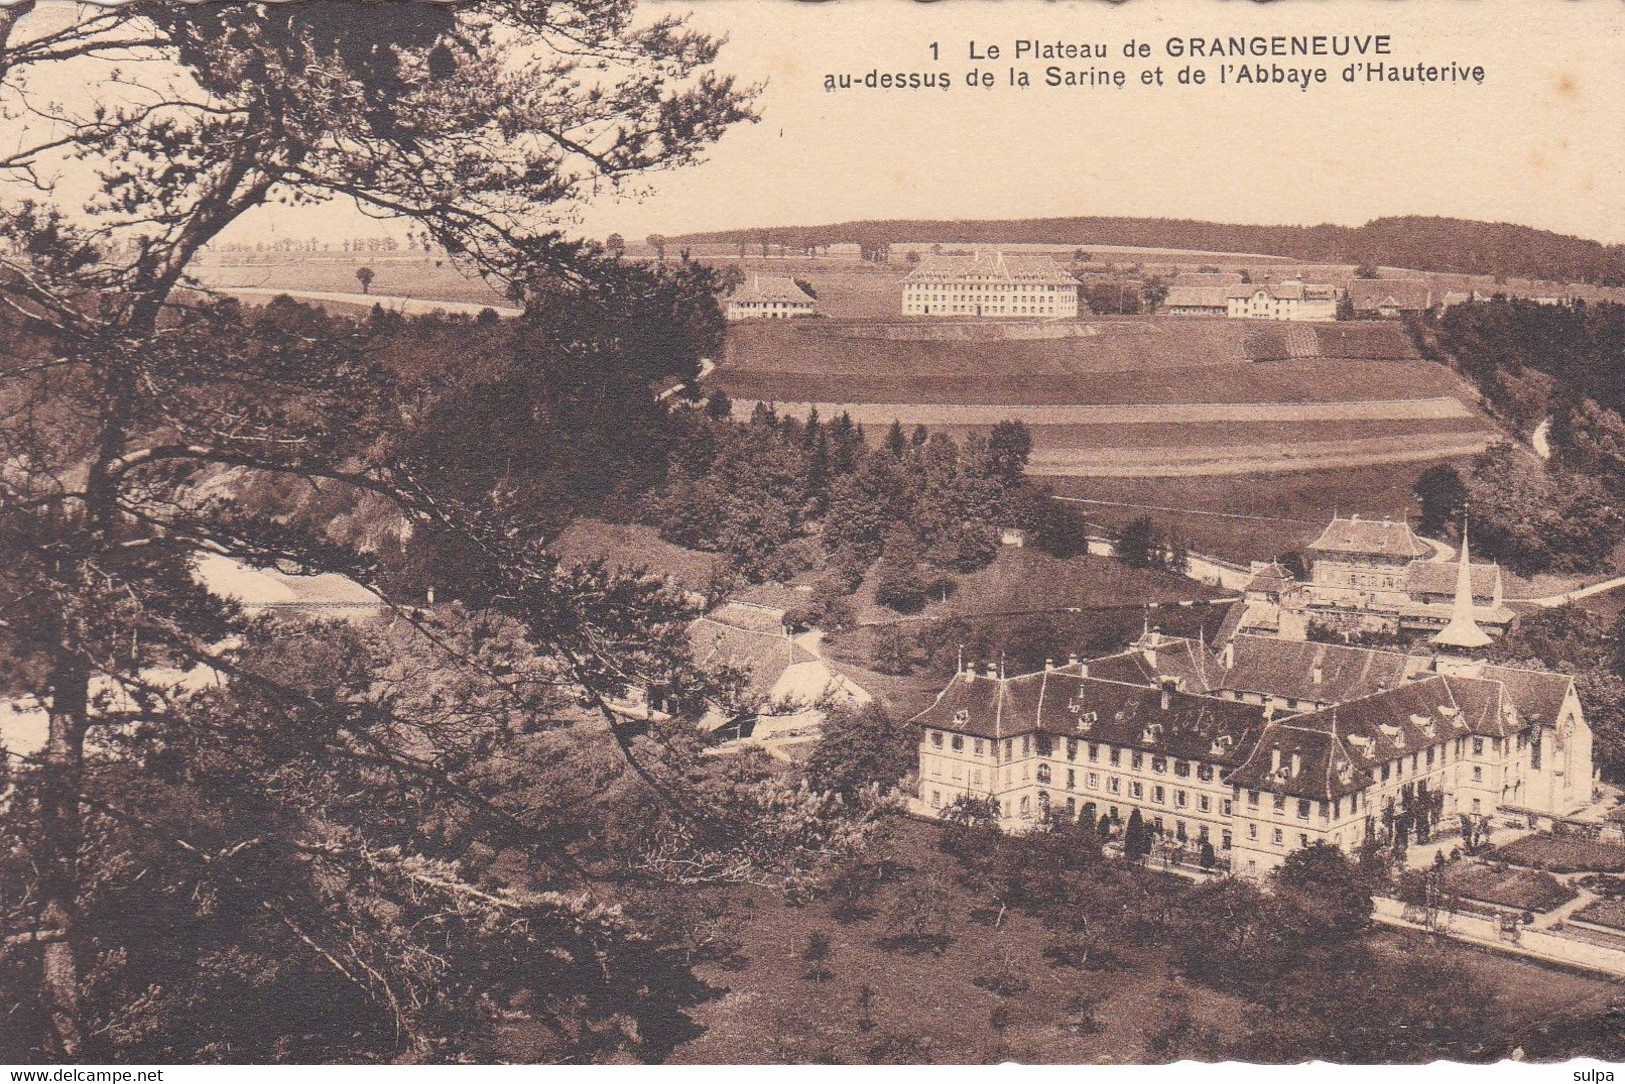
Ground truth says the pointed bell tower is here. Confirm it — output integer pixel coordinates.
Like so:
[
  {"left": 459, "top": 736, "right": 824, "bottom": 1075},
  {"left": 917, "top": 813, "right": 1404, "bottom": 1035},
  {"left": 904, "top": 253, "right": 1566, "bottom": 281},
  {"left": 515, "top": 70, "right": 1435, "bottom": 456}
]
[{"left": 1433, "top": 513, "right": 1492, "bottom": 655}]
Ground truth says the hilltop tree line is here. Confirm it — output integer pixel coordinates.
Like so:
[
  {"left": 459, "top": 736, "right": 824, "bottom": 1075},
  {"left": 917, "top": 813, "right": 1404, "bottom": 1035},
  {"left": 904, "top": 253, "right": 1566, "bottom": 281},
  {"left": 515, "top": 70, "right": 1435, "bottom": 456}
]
[
  {"left": 672, "top": 215, "right": 1625, "bottom": 287},
  {"left": 644, "top": 406, "right": 1086, "bottom": 609}
]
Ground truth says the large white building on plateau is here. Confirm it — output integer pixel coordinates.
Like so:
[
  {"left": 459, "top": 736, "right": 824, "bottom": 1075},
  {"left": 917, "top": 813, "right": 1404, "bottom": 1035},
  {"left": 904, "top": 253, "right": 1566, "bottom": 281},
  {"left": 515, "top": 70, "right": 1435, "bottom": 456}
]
[
  {"left": 902, "top": 251, "right": 1080, "bottom": 318},
  {"left": 913, "top": 564, "right": 1595, "bottom": 878},
  {"left": 725, "top": 274, "right": 817, "bottom": 320}
]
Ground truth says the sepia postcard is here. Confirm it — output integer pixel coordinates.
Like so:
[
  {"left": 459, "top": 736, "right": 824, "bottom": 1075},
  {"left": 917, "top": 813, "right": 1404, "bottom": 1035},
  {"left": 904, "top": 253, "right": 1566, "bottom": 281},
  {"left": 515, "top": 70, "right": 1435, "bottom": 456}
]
[{"left": 0, "top": 0, "right": 1623, "bottom": 1071}]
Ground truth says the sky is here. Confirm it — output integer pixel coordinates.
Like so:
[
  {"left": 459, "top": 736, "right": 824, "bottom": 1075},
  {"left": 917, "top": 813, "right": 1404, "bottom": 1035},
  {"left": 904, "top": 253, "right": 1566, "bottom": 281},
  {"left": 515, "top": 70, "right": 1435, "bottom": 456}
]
[
  {"left": 28, "top": 0, "right": 1625, "bottom": 249},
  {"left": 570, "top": 0, "right": 1625, "bottom": 245}
]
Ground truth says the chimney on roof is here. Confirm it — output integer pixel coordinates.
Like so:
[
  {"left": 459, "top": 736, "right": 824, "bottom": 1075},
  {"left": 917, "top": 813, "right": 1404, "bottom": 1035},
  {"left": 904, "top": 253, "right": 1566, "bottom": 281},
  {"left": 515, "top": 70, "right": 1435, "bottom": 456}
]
[
  {"left": 1291, "top": 752, "right": 1301, "bottom": 776},
  {"left": 1271, "top": 747, "right": 1282, "bottom": 773},
  {"left": 1159, "top": 676, "right": 1177, "bottom": 711},
  {"left": 1045, "top": 658, "right": 1054, "bottom": 671},
  {"left": 1221, "top": 641, "right": 1234, "bottom": 669},
  {"left": 1312, "top": 663, "right": 1324, "bottom": 685}
]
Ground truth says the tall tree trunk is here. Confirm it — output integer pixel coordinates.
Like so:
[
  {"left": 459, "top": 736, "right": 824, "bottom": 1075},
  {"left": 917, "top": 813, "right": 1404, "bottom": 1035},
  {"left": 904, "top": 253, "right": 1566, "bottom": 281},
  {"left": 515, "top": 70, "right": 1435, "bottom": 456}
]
[
  {"left": 38, "top": 656, "right": 89, "bottom": 1058},
  {"left": 34, "top": 352, "right": 141, "bottom": 1057}
]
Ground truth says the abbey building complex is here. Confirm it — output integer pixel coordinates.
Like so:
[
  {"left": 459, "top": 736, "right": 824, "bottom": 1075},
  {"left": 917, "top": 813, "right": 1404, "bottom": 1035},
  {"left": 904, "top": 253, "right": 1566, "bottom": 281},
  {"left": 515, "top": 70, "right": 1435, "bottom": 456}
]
[{"left": 913, "top": 525, "right": 1596, "bottom": 878}]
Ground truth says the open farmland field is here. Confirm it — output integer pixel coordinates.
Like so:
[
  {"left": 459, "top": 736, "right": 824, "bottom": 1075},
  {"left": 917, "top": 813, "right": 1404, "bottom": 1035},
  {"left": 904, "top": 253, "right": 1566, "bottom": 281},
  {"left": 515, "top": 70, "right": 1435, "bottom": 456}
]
[
  {"left": 722, "top": 317, "right": 1421, "bottom": 378},
  {"left": 712, "top": 313, "right": 1497, "bottom": 488},
  {"left": 718, "top": 360, "right": 1471, "bottom": 408},
  {"left": 196, "top": 255, "right": 513, "bottom": 308}
]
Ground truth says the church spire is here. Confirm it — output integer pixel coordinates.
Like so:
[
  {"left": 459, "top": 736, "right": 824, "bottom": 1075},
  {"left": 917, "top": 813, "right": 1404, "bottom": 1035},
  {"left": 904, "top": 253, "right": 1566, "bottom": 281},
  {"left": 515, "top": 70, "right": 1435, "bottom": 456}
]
[{"left": 1433, "top": 514, "right": 1492, "bottom": 650}]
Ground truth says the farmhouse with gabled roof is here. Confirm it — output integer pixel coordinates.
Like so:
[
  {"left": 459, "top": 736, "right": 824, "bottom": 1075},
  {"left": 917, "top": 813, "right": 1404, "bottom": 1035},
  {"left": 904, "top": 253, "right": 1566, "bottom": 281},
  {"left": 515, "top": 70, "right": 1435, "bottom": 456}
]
[{"left": 725, "top": 274, "right": 817, "bottom": 320}]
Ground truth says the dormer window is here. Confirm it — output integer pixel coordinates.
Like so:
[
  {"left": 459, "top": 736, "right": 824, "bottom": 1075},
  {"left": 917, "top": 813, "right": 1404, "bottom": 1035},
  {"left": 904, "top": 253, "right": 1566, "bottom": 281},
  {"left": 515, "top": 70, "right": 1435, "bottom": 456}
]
[{"left": 953, "top": 709, "right": 969, "bottom": 727}]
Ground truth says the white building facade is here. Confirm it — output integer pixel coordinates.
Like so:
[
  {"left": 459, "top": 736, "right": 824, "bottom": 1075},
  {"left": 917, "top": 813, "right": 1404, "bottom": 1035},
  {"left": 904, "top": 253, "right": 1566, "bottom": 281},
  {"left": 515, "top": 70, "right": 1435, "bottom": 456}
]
[
  {"left": 915, "top": 629, "right": 1595, "bottom": 879},
  {"left": 902, "top": 251, "right": 1080, "bottom": 318}
]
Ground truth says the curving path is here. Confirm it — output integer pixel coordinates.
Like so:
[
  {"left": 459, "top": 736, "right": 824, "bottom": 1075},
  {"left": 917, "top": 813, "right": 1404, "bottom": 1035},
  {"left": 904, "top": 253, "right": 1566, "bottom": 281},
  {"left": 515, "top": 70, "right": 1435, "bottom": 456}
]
[
  {"left": 1533, "top": 416, "right": 1553, "bottom": 460},
  {"left": 1420, "top": 536, "right": 1455, "bottom": 563},
  {"left": 1515, "top": 574, "right": 1625, "bottom": 608},
  {"left": 658, "top": 357, "right": 716, "bottom": 403}
]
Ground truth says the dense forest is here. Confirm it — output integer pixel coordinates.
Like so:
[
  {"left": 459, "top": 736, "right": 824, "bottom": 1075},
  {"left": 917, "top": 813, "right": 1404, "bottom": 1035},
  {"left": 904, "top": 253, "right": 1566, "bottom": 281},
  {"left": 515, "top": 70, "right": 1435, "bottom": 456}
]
[
  {"left": 1411, "top": 299, "right": 1625, "bottom": 575},
  {"left": 674, "top": 216, "right": 1625, "bottom": 286}
]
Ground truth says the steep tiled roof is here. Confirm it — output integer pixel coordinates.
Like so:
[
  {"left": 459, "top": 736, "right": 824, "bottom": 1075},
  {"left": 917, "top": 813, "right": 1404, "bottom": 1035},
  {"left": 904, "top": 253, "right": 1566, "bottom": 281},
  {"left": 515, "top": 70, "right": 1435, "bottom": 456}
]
[
  {"left": 1226, "top": 281, "right": 1337, "bottom": 302},
  {"left": 914, "top": 642, "right": 1579, "bottom": 801},
  {"left": 730, "top": 274, "right": 814, "bottom": 304},
  {"left": 1218, "top": 635, "right": 1412, "bottom": 705},
  {"left": 1245, "top": 562, "right": 1297, "bottom": 595},
  {"left": 1308, "top": 516, "right": 1431, "bottom": 559},
  {"left": 1212, "top": 599, "right": 1250, "bottom": 648},
  {"left": 1035, "top": 673, "right": 1264, "bottom": 765},
  {"left": 912, "top": 670, "right": 1018, "bottom": 740},
  {"left": 904, "top": 251, "right": 1076, "bottom": 286},
  {"left": 1439, "top": 674, "right": 1513, "bottom": 738},
  {"left": 1480, "top": 665, "right": 1575, "bottom": 727},
  {"left": 1230, "top": 676, "right": 1469, "bottom": 799},
  {"left": 1163, "top": 285, "right": 1232, "bottom": 309},
  {"left": 1404, "top": 559, "right": 1501, "bottom": 598},
  {"left": 1227, "top": 722, "right": 1357, "bottom": 800},
  {"left": 689, "top": 618, "right": 814, "bottom": 703},
  {"left": 1083, "top": 633, "right": 1221, "bottom": 694},
  {"left": 913, "top": 667, "right": 1263, "bottom": 761},
  {"left": 1348, "top": 279, "right": 1433, "bottom": 312}
]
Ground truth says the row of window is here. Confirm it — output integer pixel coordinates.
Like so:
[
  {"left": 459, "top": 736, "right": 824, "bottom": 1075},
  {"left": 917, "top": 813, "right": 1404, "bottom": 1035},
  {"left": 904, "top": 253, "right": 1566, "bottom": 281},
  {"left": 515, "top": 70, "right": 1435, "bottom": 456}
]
[
  {"left": 1243, "top": 786, "right": 1363, "bottom": 822},
  {"left": 906, "top": 283, "right": 1068, "bottom": 292},
  {"left": 1243, "top": 821, "right": 1315, "bottom": 850},
  {"left": 925, "top": 729, "right": 1218, "bottom": 781},
  {"left": 906, "top": 305, "right": 1060, "bottom": 314},
  {"left": 927, "top": 728, "right": 1528, "bottom": 815},
  {"left": 1027, "top": 764, "right": 1234, "bottom": 813}
]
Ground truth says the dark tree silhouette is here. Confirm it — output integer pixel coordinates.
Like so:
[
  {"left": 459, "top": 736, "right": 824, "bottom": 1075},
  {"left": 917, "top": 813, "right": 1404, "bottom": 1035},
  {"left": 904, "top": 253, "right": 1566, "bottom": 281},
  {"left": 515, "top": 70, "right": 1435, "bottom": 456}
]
[{"left": 0, "top": 0, "right": 755, "bottom": 1060}]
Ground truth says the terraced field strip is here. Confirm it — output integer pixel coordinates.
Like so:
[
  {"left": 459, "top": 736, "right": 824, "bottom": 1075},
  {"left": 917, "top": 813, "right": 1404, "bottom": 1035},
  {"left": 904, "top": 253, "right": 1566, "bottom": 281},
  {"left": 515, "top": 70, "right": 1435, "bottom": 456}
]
[
  {"left": 929, "top": 416, "right": 1488, "bottom": 449},
  {"left": 1027, "top": 432, "right": 1493, "bottom": 478},
  {"left": 731, "top": 395, "right": 1475, "bottom": 427},
  {"left": 714, "top": 358, "right": 1465, "bottom": 405}
]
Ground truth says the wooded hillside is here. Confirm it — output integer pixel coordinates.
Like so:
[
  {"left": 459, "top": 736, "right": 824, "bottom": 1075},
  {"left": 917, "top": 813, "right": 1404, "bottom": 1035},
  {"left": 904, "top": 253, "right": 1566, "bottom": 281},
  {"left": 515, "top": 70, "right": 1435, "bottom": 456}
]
[{"left": 673, "top": 216, "right": 1625, "bottom": 286}]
